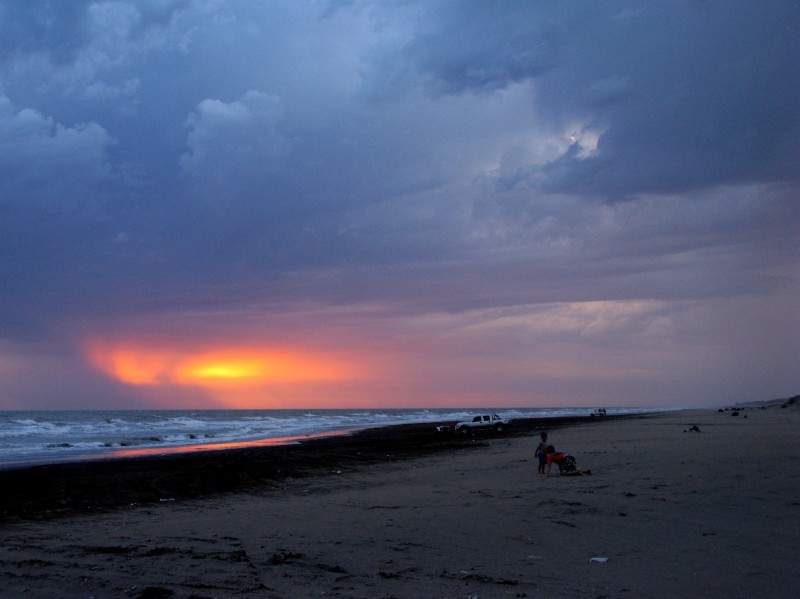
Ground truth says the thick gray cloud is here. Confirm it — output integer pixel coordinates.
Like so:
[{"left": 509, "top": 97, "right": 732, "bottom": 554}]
[
  {"left": 364, "top": 1, "right": 800, "bottom": 198},
  {"left": 0, "top": 0, "right": 797, "bottom": 408},
  {"left": 532, "top": 2, "right": 800, "bottom": 197}
]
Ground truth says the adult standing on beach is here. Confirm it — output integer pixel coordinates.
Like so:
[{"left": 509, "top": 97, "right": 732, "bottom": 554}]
[{"left": 535, "top": 432, "right": 548, "bottom": 474}]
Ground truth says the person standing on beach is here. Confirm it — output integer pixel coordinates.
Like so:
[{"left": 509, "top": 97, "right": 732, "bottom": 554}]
[{"left": 535, "top": 432, "right": 548, "bottom": 474}]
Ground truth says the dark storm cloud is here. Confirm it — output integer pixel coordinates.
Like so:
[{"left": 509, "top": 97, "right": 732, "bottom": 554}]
[
  {"left": 1, "top": 1, "right": 796, "bottom": 310},
  {"left": 362, "top": 1, "right": 561, "bottom": 98},
  {"left": 0, "top": 93, "right": 117, "bottom": 337},
  {"left": 364, "top": 1, "right": 799, "bottom": 198},
  {"left": 0, "top": 0, "right": 189, "bottom": 65},
  {"left": 532, "top": 2, "right": 800, "bottom": 198}
]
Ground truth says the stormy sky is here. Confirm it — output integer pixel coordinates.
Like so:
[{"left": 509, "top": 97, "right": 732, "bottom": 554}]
[{"left": 1, "top": 0, "right": 798, "bottom": 410}]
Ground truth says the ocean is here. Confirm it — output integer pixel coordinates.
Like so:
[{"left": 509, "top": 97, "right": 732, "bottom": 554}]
[{"left": 0, "top": 407, "right": 663, "bottom": 469}]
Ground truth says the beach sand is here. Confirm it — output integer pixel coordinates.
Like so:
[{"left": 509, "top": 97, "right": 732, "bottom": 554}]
[{"left": 0, "top": 404, "right": 798, "bottom": 598}]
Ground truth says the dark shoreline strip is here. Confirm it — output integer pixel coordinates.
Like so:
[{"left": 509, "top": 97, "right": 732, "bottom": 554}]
[{"left": 0, "top": 414, "right": 641, "bottom": 522}]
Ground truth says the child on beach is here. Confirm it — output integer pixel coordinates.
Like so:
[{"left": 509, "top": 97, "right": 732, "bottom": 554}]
[{"left": 534, "top": 432, "right": 548, "bottom": 474}]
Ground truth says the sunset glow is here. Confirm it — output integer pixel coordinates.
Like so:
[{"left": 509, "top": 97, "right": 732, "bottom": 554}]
[{"left": 84, "top": 341, "right": 360, "bottom": 390}]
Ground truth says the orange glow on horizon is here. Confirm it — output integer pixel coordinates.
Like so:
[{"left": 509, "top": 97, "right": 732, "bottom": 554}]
[{"left": 84, "top": 340, "right": 361, "bottom": 391}]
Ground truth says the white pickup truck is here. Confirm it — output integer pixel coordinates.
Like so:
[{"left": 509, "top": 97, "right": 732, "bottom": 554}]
[{"left": 454, "top": 413, "right": 510, "bottom": 434}]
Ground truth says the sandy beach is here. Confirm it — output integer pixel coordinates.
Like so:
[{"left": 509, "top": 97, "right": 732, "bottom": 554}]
[{"left": 1, "top": 403, "right": 798, "bottom": 598}]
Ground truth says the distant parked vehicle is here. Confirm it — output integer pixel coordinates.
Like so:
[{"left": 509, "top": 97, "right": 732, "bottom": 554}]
[
  {"left": 590, "top": 408, "right": 607, "bottom": 417},
  {"left": 454, "top": 413, "right": 510, "bottom": 434}
]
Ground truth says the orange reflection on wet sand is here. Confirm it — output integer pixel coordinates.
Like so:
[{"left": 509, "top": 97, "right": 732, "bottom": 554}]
[{"left": 106, "top": 429, "right": 350, "bottom": 460}]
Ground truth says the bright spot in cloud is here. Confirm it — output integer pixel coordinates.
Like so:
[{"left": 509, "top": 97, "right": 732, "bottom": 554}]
[
  {"left": 187, "top": 362, "right": 263, "bottom": 381},
  {"left": 566, "top": 124, "right": 604, "bottom": 158}
]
